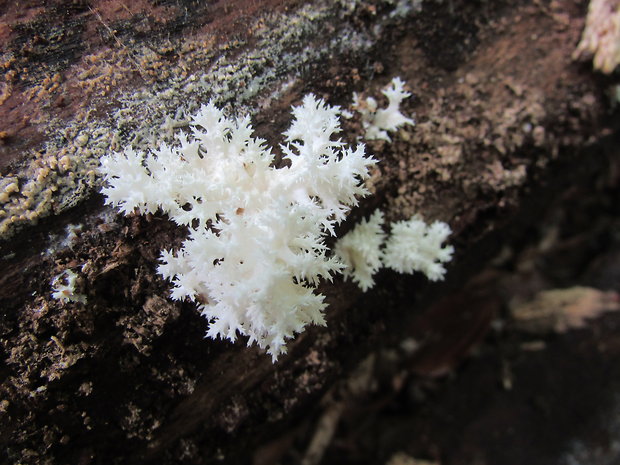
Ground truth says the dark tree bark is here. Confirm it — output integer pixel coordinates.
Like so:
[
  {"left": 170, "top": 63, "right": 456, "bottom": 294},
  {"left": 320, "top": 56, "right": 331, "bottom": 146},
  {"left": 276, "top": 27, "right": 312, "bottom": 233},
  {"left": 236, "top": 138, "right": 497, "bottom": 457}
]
[{"left": 1, "top": 1, "right": 619, "bottom": 464}]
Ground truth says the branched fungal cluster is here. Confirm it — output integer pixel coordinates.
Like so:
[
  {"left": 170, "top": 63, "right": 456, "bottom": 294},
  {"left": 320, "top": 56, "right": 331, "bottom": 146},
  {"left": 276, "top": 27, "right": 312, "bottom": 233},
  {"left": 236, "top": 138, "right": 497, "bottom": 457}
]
[
  {"left": 99, "top": 80, "right": 452, "bottom": 360},
  {"left": 101, "top": 95, "right": 376, "bottom": 360}
]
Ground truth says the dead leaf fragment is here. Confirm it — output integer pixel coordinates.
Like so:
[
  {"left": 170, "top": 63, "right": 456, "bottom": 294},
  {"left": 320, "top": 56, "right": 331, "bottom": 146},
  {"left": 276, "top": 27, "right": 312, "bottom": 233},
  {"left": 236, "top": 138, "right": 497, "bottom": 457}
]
[
  {"left": 511, "top": 286, "right": 620, "bottom": 333},
  {"left": 573, "top": 0, "right": 620, "bottom": 73},
  {"left": 386, "top": 452, "right": 439, "bottom": 465}
]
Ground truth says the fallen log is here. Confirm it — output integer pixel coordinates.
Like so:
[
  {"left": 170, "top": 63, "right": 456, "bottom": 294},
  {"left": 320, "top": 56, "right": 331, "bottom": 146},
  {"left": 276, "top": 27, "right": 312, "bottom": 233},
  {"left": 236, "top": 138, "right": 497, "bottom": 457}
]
[{"left": 0, "top": 1, "right": 617, "bottom": 463}]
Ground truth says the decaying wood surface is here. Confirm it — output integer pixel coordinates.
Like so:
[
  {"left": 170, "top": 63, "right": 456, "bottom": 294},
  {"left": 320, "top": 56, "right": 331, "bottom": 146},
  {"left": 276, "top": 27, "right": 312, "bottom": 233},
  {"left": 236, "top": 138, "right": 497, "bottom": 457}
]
[{"left": 1, "top": 0, "right": 619, "bottom": 464}]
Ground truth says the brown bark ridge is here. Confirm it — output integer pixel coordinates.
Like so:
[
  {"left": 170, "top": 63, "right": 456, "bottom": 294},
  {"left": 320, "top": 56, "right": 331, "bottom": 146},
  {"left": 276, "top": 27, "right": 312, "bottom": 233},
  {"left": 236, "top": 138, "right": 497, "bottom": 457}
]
[{"left": 1, "top": 0, "right": 619, "bottom": 464}]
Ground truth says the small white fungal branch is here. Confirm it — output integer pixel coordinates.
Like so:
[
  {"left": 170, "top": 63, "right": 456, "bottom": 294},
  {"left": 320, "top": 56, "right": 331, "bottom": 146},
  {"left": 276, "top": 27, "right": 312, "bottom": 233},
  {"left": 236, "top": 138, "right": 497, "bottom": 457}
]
[
  {"left": 352, "top": 77, "right": 415, "bottom": 141},
  {"left": 100, "top": 95, "right": 376, "bottom": 360},
  {"left": 333, "top": 210, "right": 386, "bottom": 292},
  {"left": 51, "top": 269, "right": 87, "bottom": 304},
  {"left": 383, "top": 215, "right": 454, "bottom": 281},
  {"left": 335, "top": 210, "right": 454, "bottom": 289}
]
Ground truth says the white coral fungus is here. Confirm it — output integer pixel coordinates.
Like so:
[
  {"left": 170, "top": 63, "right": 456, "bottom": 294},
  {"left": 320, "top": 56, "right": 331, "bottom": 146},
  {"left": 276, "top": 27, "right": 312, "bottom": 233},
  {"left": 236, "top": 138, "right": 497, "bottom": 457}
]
[
  {"left": 353, "top": 77, "right": 415, "bottom": 141},
  {"left": 335, "top": 210, "right": 454, "bottom": 290},
  {"left": 383, "top": 215, "right": 454, "bottom": 281},
  {"left": 100, "top": 95, "right": 376, "bottom": 360},
  {"left": 334, "top": 210, "right": 386, "bottom": 291}
]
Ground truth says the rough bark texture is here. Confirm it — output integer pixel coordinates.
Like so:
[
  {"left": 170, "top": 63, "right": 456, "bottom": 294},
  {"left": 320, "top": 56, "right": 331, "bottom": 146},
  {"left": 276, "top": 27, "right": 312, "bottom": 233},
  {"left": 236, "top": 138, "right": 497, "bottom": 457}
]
[{"left": 1, "top": 1, "right": 619, "bottom": 464}]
